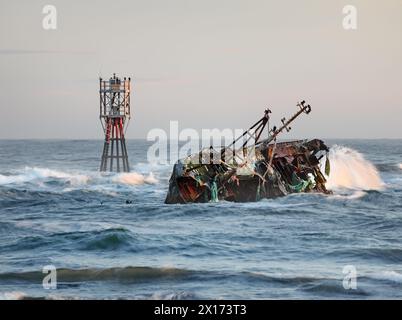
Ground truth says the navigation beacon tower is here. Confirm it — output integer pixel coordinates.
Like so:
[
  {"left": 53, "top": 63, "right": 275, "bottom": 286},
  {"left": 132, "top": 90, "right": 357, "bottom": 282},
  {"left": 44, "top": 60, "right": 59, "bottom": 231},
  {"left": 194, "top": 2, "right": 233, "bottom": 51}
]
[{"left": 99, "top": 74, "right": 131, "bottom": 172}]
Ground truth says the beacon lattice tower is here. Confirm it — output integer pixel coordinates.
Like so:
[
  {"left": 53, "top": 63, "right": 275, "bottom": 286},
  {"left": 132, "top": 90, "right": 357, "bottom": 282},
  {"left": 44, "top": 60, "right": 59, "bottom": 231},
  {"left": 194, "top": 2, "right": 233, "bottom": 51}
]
[{"left": 99, "top": 74, "right": 131, "bottom": 172}]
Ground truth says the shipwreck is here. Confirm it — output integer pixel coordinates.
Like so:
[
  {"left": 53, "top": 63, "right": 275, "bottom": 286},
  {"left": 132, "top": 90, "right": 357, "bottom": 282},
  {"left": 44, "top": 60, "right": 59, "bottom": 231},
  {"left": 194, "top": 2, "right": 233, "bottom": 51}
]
[{"left": 165, "top": 101, "right": 331, "bottom": 204}]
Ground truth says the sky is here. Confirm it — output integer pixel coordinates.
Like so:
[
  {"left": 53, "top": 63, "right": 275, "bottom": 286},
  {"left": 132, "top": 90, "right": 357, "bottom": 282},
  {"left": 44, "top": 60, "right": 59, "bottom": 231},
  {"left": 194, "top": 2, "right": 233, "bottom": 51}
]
[{"left": 0, "top": 0, "right": 401, "bottom": 139}]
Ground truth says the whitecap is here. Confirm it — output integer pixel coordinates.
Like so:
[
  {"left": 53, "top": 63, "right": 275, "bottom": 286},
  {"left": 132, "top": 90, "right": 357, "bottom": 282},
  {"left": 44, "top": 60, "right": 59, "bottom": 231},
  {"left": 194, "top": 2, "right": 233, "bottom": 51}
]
[
  {"left": 0, "top": 167, "right": 89, "bottom": 186},
  {"left": 372, "top": 271, "right": 402, "bottom": 283}
]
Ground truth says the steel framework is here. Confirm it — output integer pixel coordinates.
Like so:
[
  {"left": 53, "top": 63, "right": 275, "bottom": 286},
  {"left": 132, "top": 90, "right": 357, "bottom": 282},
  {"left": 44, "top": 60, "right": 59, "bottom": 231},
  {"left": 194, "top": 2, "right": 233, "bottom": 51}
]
[{"left": 99, "top": 74, "right": 131, "bottom": 172}]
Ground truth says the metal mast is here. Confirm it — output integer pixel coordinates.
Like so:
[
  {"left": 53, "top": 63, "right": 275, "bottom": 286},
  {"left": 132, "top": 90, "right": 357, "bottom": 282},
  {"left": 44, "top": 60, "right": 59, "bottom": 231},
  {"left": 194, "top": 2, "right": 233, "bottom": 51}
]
[{"left": 99, "top": 74, "right": 131, "bottom": 172}]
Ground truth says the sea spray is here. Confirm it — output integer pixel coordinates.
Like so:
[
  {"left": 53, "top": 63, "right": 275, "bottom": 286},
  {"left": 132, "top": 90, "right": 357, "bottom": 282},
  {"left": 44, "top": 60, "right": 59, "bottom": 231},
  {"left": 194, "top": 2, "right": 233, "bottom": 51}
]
[
  {"left": 113, "top": 172, "right": 158, "bottom": 185},
  {"left": 323, "top": 146, "right": 384, "bottom": 191}
]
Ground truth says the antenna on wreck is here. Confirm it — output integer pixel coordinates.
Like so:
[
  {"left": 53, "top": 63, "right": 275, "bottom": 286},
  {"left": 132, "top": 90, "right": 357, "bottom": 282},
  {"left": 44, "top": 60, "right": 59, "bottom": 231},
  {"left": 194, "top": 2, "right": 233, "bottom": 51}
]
[
  {"left": 256, "top": 100, "right": 312, "bottom": 147},
  {"left": 219, "top": 101, "right": 311, "bottom": 162},
  {"left": 221, "top": 108, "right": 272, "bottom": 156}
]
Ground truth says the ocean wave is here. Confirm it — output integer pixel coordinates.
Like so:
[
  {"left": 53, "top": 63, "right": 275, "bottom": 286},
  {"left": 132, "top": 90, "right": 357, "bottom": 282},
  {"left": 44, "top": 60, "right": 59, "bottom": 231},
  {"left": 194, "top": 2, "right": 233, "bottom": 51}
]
[
  {"left": 240, "top": 271, "right": 367, "bottom": 296},
  {"left": 0, "top": 167, "right": 158, "bottom": 191},
  {"left": 332, "top": 247, "right": 402, "bottom": 264},
  {"left": 83, "top": 228, "right": 133, "bottom": 251},
  {"left": 323, "top": 146, "right": 384, "bottom": 191},
  {"left": 148, "top": 291, "right": 198, "bottom": 300},
  {"left": 0, "top": 267, "right": 354, "bottom": 290},
  {"left": 368, "top": 271, "right": 402, "bottom": 284},
  {"left": 243, "top": 271, "right": 325, "bottom": 286},
  {"left": 375, "top": 163, "right": 402, "bottom": 173},
  {"left": 0, "top": 167, "right": 89, "bottom": 186},
  {"left": 0, "top": 227, "right": 135, "bottom": 252},
  {"left": 329, "top": 190, "right": 367, "bottom": 200},
  {"left": 0, "top": 290, "right": 198, "bottom": 300},
  {"left": 0, "top": 266, "right": 193, "bottom": 283},
  {"left": 298, "top": 280, "right": 369, "bottom": 296}
]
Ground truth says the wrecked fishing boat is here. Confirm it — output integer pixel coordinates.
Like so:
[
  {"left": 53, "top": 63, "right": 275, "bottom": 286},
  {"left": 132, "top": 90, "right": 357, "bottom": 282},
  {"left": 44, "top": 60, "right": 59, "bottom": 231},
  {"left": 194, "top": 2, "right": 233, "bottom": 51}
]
[{"left": 165, "top": 101, "right": 331, "bottom": 204}]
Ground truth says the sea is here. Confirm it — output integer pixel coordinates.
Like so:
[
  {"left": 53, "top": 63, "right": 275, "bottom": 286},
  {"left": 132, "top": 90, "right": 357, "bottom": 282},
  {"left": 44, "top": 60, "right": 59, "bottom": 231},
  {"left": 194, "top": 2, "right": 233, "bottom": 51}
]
[{"left": 0, "top": 139, "right": 401, "bottom": 299}]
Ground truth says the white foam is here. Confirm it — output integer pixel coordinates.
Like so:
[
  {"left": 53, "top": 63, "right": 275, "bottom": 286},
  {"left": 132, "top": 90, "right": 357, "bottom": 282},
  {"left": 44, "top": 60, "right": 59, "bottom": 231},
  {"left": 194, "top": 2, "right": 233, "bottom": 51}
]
[
  {"left": 323, "top": 146, "right": 384, "bottom": 191},
  {"left": 329, "top": 190, "right": 367, "bottom": 200},
  {"left": 0, "top": 291, "right": 26, "bottom": 300},
  {"left": 149, "top": 291, "right": 194, "bottom": 300},
  {"left": 373, "top": 271, "right": 402, "bottom": 283},
  {"left": 0, "top": 166, "right": 160, "bottom": 189},
  {"left": 29, "top": 167, "right": 90, "bottom": 185},
  {"left": 0, "top": 174, "right": 27, "bottom": 185},
  {"left": 0, "top": 167, "right": 89, "bottom": 186}
]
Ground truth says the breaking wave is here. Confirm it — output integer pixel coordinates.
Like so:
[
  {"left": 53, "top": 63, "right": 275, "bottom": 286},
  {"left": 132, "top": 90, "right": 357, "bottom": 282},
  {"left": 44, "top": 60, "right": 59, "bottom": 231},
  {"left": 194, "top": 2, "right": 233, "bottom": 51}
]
[
  {"left": 0, "top": 266, "right": 193, "bottom": 283},
  {"left": 324, "top": 146, "right": 384, "bottom": 191},
  {"left": 0, "top": 167, "right": 89, "bottom": 186},
  {"left": 0, "top": 167, "right": 158, "bottom": 189},
  {"left": 372, "top": 271, "right": 402, "bottom": 283}
]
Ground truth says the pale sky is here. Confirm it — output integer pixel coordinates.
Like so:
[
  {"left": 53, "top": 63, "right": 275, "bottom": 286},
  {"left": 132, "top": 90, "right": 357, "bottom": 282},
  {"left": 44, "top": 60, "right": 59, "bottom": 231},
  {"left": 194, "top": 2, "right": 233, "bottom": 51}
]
[{"left": 0, "top": 0, "right": 401, "bottom": 139}]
